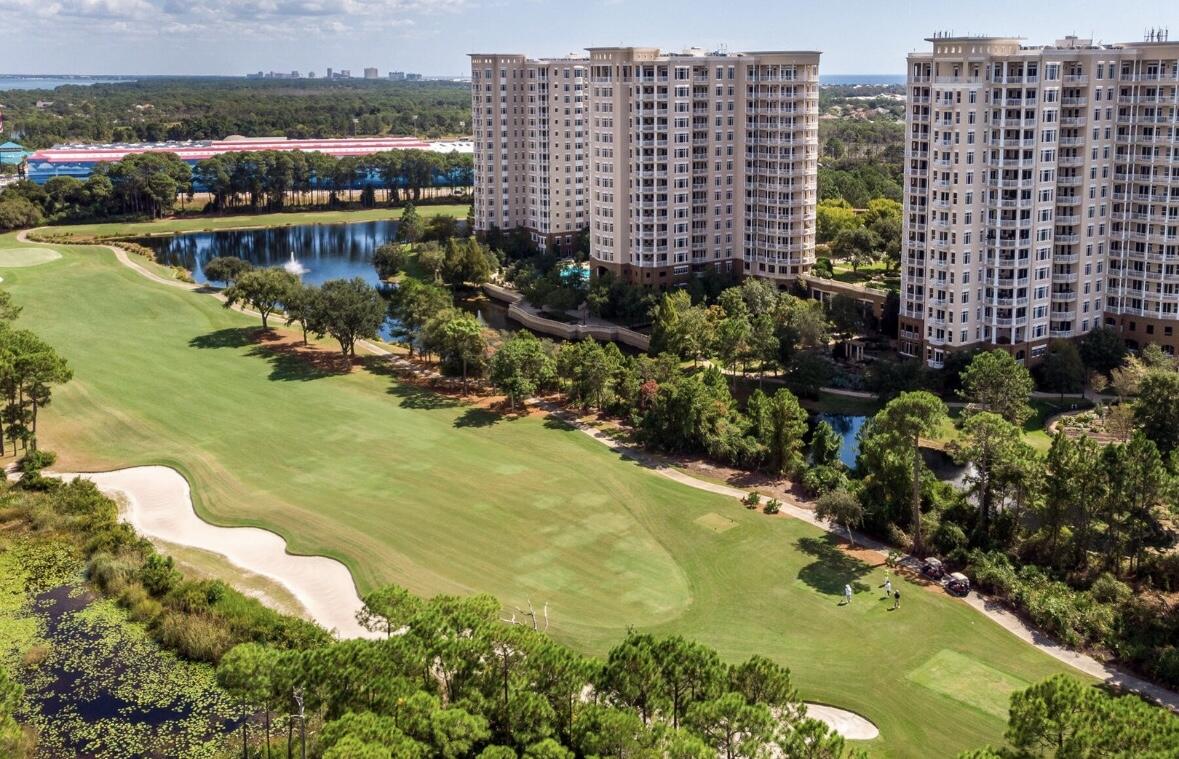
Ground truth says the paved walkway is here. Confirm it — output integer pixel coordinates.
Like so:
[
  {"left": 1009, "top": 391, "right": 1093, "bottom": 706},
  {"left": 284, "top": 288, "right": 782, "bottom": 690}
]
[{"left": 26, "top": 230, "right": 1179, "bottom": 712}]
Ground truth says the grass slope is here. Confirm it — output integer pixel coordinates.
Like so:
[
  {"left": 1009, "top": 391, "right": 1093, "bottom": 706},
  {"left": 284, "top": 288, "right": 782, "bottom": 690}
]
[
  {"left": 2, "top": 232, "right": 1084, "bottom": 757},
  {"left": 36, "top": 203, "right": 470, "bottom": 238}
]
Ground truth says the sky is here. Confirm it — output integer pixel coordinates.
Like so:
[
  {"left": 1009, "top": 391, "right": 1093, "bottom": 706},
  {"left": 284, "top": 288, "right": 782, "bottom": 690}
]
[{"left": 0, "top": 0, "right": 1174, "bottom": 76}]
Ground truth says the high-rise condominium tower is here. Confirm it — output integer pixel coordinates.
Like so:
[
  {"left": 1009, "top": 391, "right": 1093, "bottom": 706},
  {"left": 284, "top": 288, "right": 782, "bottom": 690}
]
[
  {"left": 901, "top": 33, "right": 1179, "bottom": 368},
  {"left": 469, "top": 47, "right": 820, "bottom": 288}
]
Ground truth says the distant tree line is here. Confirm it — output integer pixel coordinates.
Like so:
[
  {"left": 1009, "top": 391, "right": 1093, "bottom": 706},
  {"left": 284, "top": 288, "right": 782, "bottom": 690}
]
[
  {"left": 0, "top": 78, "right": 471, "bottom": 149},
  {"left": 193, "top": 149, "right": 472, "bottom": 211},
  {"left": 0, "top": 149, "right": 473, "bottom": 229}
]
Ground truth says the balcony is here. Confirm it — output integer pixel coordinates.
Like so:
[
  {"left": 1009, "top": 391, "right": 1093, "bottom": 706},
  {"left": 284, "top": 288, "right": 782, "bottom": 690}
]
[{"left": 987, "top": 177, "right": 1033, "bottom": 189}]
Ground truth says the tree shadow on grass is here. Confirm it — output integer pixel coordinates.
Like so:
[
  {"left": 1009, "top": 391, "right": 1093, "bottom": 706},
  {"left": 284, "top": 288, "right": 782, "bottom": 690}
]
[
  {"left": 795, "top": 534, "right": 873, "bottom": 597},
  {"left": 542, "top": 416, "right": 578, "bottom": 433},
  {"left": 188, "top": 327, "right": 264, "bottom": 350},
  {"left": 358, "top": 355, "right": 399, "bottom": 377},
  {"left": 453, "top": 407, "right": 502, "bottom": 428},
  {"left": 245, "top": 343, "right": 350, "bottom": 381},
  {"left": 387, "top": 383, "right": 461, "bottom": 410}
]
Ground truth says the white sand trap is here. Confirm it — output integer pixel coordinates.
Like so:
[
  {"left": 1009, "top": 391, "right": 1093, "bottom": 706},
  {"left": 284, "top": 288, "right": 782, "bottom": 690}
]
[
  {"left": 56, "top": 466, "right": 377, "bottom": 639},
  {"left": 804, "top": 703, "right": 879, "bottom": 740},
  {"left": 0, "top": 247, "right": 62, "bottom": 267}
]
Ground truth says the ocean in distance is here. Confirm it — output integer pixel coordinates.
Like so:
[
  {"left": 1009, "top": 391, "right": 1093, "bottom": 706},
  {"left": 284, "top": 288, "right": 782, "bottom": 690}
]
[
  {"left": 820, "top": 74, "right": 905, "bottom": 85},
  {"left": 0, "top": 76, "right": 136, "bottom": 91}
]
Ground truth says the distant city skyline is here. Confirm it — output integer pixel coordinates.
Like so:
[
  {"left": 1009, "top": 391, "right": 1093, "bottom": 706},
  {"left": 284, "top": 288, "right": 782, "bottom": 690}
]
[{"left": 0, "top": 0, "right": 1173, "bottom": 76}]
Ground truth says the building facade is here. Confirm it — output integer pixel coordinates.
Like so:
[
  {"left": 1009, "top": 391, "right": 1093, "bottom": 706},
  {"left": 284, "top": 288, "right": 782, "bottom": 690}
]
[
  {"left": 901, "top": 34, "right": 1179, "bottom": 367},
  {"left": 469, "top": 53, "right": 589, "bottom": 254},
  {"left": 470, "top": 47, "right": 820, "bottom": 285}
]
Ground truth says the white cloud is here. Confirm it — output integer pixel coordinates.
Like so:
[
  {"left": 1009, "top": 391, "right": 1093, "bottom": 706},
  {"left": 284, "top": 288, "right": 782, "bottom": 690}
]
[{"left": 1, "top": 0, "right": 467, "bottom": 35}]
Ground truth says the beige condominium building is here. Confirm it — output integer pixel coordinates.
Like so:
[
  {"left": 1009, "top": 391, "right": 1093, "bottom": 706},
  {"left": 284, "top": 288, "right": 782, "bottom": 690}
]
[
  {"left": 470, "top": 47, "right": 820, "bottom": 288},
  {"left": 900, "top": 33, "right": 1179, "bottom": 368},
  {"left": 469, "top": 53, "right": 589, "bottom": 254}
]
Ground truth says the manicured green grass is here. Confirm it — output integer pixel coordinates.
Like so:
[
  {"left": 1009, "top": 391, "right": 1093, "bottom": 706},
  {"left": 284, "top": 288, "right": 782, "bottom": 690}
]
[
  {"left": 0, "top": 246, "right": 61, "bottom": 267},
  {"left": 35, "top": 204, "right": 469, "bottom": 239},
  {"left": 935, "top": 398, "right": 1091, "bottom": 453},
  {"left": 906, "top": 649, "right": 1032, "bottom": 720},
  {"left": 829, "top": 260, "right": 899, "bottom": 289},
  {"left": 3, "top": 233, "right": 1088, "bottom": 757}
]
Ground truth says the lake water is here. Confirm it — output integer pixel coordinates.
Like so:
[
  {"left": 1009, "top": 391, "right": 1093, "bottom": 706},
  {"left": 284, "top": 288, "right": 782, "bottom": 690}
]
[
  {"left": 137, "top": 220, "right": 403, "bottom": 288},
  {"left": 135, "top": 220, "right": 508, "bottom": 338},
  {"left": 816, "top": 413, "right": 868, "bottom": 469},
  {"left": 815, "top": 412, "right": 968, "bottom": 485}
]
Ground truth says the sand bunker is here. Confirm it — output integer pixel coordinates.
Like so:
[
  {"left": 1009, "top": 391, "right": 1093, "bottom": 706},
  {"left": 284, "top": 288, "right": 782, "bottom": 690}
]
[
  {"left": 57, "top": 466, "right": 377, "bottom": 639},
  {"left": 804, "top": 703, "right": 879, "bottom": 740},
  {"left": 0, "top": 247, "right": 62, "bottom": 267}
]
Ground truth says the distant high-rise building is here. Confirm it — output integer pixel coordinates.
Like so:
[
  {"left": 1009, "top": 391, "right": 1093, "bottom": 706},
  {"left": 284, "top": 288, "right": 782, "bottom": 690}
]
[
  {"left": 389, "top": 71, "right": 406, "bottom": 81},
  {"left": 364, "top": 67, "right": 380, "bottom": 79},
  {"left": 900, "top": 32, "right": 1179, "bottom": 366},
  {"left": 340, "top": 69, "right": 352, "bottom": 79},
  {"left": 406, "top": 73, "right": 423, "bottom": 81},
  {"left": 326, "top": 68, "right": 333, "bottom": 79},
  {"left": 469, "top": 47, "right": 820, "bottom": 285}
]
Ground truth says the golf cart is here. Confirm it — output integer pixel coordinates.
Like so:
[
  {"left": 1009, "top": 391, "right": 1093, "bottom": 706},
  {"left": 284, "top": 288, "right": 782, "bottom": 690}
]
[
  {"left": 946, "top": 572, "right": 971, "bottom": 597},
  {"left": 921, "top": 557, "right": 945, "bottom": 581}
]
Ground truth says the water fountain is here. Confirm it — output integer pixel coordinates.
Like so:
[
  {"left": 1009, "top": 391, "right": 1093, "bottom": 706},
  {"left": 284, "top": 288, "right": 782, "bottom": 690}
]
[{"left": 283, "top": 251, "right": 308, "bottom": 276}]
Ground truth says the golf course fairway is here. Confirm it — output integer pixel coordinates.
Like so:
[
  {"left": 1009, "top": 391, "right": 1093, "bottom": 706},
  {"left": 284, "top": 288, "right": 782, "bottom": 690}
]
[{"left": 2, "top": 230, "right": 1084, "bottom": 756}]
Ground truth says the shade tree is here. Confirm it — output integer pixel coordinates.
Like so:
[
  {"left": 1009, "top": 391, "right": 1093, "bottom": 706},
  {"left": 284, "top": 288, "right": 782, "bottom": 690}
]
[
  {"left": 223, "top": 268, "right": 299, "bottom": 329},
  {"left": 313, "top": 278, "right": 386, "bottom": 358}
]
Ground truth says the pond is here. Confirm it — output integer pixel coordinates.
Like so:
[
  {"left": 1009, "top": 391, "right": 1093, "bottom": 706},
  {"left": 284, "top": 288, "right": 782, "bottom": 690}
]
[
  {"left": 134, "top": 220, "right": 405, "bottom": 288},
  {"left": 815, "top": 412, "right": 969, "bottom": 486},
  {"left": 18, "top": 584, "right": 239, "bottom": 757},
  {"left": 134, "top": 220, "right": 509, "bottom": 340}
]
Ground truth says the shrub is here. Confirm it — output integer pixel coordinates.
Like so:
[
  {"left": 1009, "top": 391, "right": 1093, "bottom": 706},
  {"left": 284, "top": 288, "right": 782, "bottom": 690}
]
[
  {"left": 138, "top": 553, "right": 180, "bottom": 596},
  {"left": 966, "top": 550, "right": 1019, "bottom": 598},
  {"left": 120, "top": 583, "right": 164, "bottom": 625},
  {"left": 87, "top": 551, "right": 139, "bottom": 594},
  {"left": 932, "top": 521, "right": 969, "bottom": 556},
  {"left": 157, "top": 611, "right": 234, "bottom": 663},
  {"left": 1139, "top": 553, "right": 1179, "bottom": 592},
  {"left": 885, "top": 524, "right": 912, "bottom": 553},
  {"left": 743, "top": 492, "right": 761, "bottom": 509},
  {"left": 1089, "top": 573, "right": 1133, "bottom": 605},
  {"left": 800, "top": 464, "right": 849, "bottom": 497},
  {"left": 764, "top": 498, "right": 782, "bottom": 515},
  {"left": 18, "top": 449, "right": 56, "bottom": 474}
]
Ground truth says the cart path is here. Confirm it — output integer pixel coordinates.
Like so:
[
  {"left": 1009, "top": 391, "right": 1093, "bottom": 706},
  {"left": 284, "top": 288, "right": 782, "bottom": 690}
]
[{"left": 24, "top": 229, "right": 1179, "bottom": 712}]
